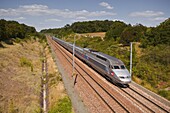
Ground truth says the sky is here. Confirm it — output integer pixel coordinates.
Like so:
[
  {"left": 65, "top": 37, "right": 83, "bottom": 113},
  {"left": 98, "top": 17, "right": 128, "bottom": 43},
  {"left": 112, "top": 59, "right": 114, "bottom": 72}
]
[{"left": 0, "top": 0, "right": 169, "bottom": 31}]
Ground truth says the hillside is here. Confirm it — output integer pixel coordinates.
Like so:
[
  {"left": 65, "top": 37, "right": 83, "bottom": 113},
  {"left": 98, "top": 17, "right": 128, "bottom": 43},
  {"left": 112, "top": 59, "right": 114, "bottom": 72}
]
[
  {"left": 0, "top": 40, "right": 42, "bottom": 112},
  {"left": 0, "top": 39, "right": 72, "bottom": 112},
  {"left": 0, "top": 19, "right": 73, "bottom": 112},
  {"left": 41, "top": 18, "right": 170, "bottom": 100},
  {"left": 0, "top": 19, "right": 37, "bottom": 42}
]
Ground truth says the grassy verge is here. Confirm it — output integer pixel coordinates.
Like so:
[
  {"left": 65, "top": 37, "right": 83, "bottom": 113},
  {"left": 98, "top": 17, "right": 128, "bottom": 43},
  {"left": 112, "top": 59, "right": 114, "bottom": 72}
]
[
  {"left": 49, "top": 96, "right": 72, "bottom": 113},
  {"left": 0, "top": 39, "right": 42, "bottom": 112},
  {"left": 46, "top": 41, "right": 74, "bottom": 113}
]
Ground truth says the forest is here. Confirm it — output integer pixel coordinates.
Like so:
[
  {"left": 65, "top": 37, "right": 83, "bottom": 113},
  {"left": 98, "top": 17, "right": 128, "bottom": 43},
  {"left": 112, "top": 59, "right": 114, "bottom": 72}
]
[
  {"left": 0, "top": 19, "right": 45, "bottom": 46},
  {"left": 41, "top": 18, "right": 170, "bottom": 100}
]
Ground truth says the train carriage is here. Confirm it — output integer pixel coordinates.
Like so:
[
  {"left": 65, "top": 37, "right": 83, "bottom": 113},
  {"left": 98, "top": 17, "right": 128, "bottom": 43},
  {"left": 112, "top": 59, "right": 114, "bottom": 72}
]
[{"left": 52, "top": 36, "right": 131, "bottom": 85}]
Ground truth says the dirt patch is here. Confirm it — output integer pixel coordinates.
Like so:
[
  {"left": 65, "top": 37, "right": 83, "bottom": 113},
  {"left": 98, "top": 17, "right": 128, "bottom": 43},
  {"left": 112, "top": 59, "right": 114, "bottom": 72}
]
[
  {"left": 134, "top": 42, "right": 143, "bottom": 58},
  {"left": 78, "top": 32, "right": 106, "bottom": 40}
]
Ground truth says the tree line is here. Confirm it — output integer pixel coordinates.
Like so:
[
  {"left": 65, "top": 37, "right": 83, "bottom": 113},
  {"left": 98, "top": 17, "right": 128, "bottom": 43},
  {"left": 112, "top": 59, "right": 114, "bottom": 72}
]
[
  {"left": 41, "top": 18, "right": 170, "bottom": 47},
  {"left": 41, "top": 19, "right": 170, "bottom": 100},
  {"left": 0, "top": 19, "right": 38, "bottom": 42}
]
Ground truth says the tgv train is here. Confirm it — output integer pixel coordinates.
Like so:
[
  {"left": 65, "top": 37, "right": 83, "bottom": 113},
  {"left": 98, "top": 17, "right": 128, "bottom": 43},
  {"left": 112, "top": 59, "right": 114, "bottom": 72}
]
[{"left": 52, "top": 36, "right": 131, "bottom": 85}]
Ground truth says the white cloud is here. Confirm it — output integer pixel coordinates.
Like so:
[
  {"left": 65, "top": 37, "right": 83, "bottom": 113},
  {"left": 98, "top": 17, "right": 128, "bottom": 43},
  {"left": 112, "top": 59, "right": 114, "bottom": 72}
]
[
  {"left": 113, "top": 19, "right": 125, "bottom": 22},
  {"left": 45, "top": 19, "right": 61, "bottom": 22},
  {"left": 129, "top": 10, "right": 164, "bottom": 17},
  {"left": 149, "top": 17, "right": 168, "bottom": 21},
  {"left": 99, "top": 2, "right": 113, "bottom": 9},
  {"left": 3, "top": 16, "right": 26, "bottom": 21},
  {"left": 0, "top": 4, "right": 117, "bottom": 31},
  {"left": 75, "top": 16, "right": 87, "bottom": 20},
  {"left": 0, "top": 4, "right": 116, "bottom": 18},
  {"left": 19, "top": 4, "right": 48, "bottom": 10},
  {"left": 16, "top": 17, "right": 26, "bottom": 20}
]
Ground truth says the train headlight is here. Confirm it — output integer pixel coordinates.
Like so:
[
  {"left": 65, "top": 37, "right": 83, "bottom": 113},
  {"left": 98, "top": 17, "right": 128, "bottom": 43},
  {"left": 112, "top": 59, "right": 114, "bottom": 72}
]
[{"left": 111, "top": 72, "right": 114, "bottom": 76}]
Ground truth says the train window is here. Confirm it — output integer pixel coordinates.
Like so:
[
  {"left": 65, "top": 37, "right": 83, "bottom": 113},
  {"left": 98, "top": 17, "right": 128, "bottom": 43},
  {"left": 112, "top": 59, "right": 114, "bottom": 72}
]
[
  {"left": 89, "top": 58, "right": 106, "bottom": 70},
  {"left": 121, "top": 65, "right": 125, "bottom": 69},
  {"left": 110, "top": 65, "right": 114, "bottom": 69},
  {"left": 114, "top": 66, "right": 120, "bottom": 69},
  {"left": 96, "top": 55, "right": 107, "bottom": 61}
]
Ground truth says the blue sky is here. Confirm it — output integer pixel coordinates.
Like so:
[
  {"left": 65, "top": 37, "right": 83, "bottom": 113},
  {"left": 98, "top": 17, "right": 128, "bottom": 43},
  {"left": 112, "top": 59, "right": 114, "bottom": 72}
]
[{"left": 0, "top": 0, "right": 169, "bottom": 31}]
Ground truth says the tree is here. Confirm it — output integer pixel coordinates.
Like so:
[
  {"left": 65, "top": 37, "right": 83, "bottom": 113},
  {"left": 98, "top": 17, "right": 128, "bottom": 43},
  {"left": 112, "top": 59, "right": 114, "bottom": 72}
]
[
  {"left": 141, "top": 18, "right": 170, "bottom": 47},
  {"left": 70, "top": 20, "right": 114, "bottom": 33},
  {"left": 105, "top": 21, "right": 128, "bottom": 40},
  {"left": 0, "top": 19, "right": 7, "bottom": 41},
  {"left": 0, "top": 19, "right": 37, "bottom": 42},
  {"left": 119, "top": 24, "right": 147, "bottom": 45}
]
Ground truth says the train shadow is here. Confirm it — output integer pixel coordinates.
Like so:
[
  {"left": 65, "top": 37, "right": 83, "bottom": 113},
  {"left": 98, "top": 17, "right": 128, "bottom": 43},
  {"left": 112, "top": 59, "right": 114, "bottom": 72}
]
[{"left": 114, "top": 82, "right": 129, "bottom": 88}]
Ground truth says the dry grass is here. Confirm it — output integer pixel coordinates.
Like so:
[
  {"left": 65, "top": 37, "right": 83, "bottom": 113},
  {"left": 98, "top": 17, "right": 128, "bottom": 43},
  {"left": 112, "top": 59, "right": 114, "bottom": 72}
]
[
  {"left": 78, "top": 32, "right": 106, "bottom": 40},
  {"left": 0, "top": 40, "right": 71, "bottom": 112},
  {"left": 0, "top": 41, "right": 42, "bottom": 112},
  {"left": 134, "top": 42, "right": 143, "bottom": 58},
  {"left": 45, "top": 46, "right": 67, "bottom": 111}
]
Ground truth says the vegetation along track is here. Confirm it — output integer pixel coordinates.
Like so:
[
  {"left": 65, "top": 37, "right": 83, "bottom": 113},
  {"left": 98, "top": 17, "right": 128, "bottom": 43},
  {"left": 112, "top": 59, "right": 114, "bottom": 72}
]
[
  {"left": 48, "top": 36, "right": 170, "bottom": 113},
  {"left": 41, "top": 49, "right": 48, "bottom": 113}
]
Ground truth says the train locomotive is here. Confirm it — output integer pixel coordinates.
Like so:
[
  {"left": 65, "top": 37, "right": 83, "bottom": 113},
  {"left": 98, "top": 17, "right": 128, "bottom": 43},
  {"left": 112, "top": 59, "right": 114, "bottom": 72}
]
[{"left": 52, "top": 36, "right": 131, "bottom": 85}]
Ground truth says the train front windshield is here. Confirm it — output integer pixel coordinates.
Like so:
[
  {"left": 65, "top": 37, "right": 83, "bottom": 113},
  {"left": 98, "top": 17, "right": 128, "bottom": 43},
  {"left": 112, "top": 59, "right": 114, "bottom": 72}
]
[
  {"left": 112, "top": 65, "right": 126, "bottom": 69},
  {"left": 111, "top": 65, "right": 131, "bottom": 80}
]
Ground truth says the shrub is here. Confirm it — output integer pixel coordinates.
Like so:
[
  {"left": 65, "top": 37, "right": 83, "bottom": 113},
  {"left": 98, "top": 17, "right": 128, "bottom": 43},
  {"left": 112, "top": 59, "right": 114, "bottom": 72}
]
[
  {"left": 20, "top": 57, "right": 33, "bottom": 72},
  {"left": 14, "top": 38, "right": 22, "bottom": 43},
  {"left": 158, "top": 90, "right": 170, "bottom": 100},
  {"left": 49, "top": 96, "right": 72, "bottom": 113},
  {"left": 9, "top": 99, "right": 18, "bottom": 113}
]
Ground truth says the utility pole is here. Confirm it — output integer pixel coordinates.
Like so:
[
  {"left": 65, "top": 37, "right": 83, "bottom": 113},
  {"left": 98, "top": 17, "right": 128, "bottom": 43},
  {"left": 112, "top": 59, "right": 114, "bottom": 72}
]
[
  {"left": 130, "top": 42, "right": 133, "bottom": 77},
  {"left": 72, "top": 35, "right": 76, "bottom": 76}
]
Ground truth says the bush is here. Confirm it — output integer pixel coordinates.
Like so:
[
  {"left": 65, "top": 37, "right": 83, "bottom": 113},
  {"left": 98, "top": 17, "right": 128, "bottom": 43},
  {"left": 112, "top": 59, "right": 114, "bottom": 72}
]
[
  {"left": 14, "top": 38, "right": 22, "bottom": 43},
  {"left": 20, "top": 57, "right": 33, "bottom": 72},
  {"left": 49, "top": 96, "right": 72, "bottom": 113},
  {"left": 158, "top": 90, "right": 170, "bottom": 100},
  {"left": 49, "top": 73, "right": 62, "bottom": 86},
  {"left": 0, "top": 41, "right": 4, "bottom": 48}
]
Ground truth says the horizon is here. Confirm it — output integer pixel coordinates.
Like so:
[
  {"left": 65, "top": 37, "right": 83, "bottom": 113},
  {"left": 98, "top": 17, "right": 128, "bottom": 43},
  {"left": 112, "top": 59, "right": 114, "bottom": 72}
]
[{"left": 0, "top": 0, "right": 169, "bottom": 31}]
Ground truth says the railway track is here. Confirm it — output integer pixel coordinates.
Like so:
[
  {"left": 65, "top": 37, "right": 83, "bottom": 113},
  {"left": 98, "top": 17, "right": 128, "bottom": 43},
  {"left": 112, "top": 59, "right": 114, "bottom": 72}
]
[
  {"left": 47, "top": 36, "right": 170, "bottom": 113},
  {"left": 124, "top": 84, "right": 170, "bottom": 112},
  {"left": 49, "top": 37, "right": 119, "bottom": 112},
  {"left": 48, "top": 37, "right": 129, "bottom": 112}
]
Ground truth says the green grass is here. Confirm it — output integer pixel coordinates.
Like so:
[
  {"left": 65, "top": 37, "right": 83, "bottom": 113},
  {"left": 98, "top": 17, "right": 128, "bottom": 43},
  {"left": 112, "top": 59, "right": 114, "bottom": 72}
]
[
  {"left": 8, "top": 99, "right": 18, "bottom": 113},
  {"left": 158, "top": 90, "right": 170, "bottom": 100},
  {"left": 20, "top": 57, "right": 33, "bottom": 72},
  {"left": 48, "top": 72, "right": 62, "bottom": 87},
  {"left": 49, "top": 96, "right": 72, "bottom": 113}
]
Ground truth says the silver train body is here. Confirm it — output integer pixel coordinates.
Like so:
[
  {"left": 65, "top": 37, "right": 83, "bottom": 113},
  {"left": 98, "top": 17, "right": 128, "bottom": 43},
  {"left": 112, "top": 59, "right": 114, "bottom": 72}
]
[{"left": 52, "top": 36, "right": 131, "bottom": 85}]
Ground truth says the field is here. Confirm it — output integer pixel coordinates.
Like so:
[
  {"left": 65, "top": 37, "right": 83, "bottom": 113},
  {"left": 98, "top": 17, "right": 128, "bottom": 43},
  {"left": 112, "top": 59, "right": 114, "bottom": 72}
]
[{"left": 78, "top": 32, "right": 105, "bottom": 39}]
